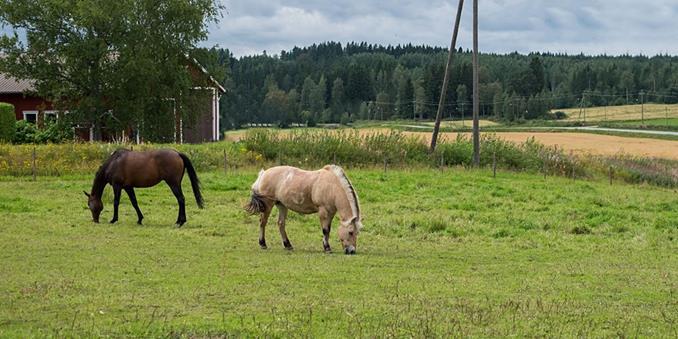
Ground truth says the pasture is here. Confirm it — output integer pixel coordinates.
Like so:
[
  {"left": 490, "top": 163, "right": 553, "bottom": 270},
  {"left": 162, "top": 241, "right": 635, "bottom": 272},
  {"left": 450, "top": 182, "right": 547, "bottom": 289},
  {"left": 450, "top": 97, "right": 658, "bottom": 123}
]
[{"left": 1, "top": 168, "right": 676, "bottom": 337}]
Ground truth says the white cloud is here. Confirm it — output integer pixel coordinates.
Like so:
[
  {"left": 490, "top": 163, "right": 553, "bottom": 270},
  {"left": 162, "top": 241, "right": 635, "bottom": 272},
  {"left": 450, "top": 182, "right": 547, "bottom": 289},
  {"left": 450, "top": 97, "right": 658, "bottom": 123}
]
[{"left": 206, "top": 0, "right": 678, "bottom": 57}]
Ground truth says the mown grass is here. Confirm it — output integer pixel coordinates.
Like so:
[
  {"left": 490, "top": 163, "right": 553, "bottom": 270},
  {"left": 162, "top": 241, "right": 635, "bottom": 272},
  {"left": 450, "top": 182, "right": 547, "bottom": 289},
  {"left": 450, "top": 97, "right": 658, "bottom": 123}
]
[
  {"left": 599, "top": 118, "right": 678, "bottom": 131},
  {"left": 0, "top": 168, "right": 676, "bottom": 337}
]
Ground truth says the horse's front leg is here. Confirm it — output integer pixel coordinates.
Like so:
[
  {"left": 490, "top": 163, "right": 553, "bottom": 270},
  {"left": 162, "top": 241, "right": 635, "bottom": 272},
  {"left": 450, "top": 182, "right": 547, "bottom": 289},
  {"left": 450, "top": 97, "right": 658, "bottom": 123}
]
[
  {"left": 124, "top": 187, "right": 144, "bottom": 225},
  {"left": 110, "top": 184, "right": 122, "bottom": 224},
  {"left": 319, "top": 208, "right": 334, "bottom": 253},
  {"left": 277, "top": 204, "right": 293, "bottom": 250}
]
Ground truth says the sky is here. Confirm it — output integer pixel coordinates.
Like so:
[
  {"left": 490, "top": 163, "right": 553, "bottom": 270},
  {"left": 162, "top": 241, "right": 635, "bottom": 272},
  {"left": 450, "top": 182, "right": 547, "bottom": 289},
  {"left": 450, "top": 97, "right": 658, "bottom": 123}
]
[
  {"left": 2, "top": 1, "right": 677, "bottom": 58},
  {"left": 206, "top": 0, "right": 678, "bottom": 57}
]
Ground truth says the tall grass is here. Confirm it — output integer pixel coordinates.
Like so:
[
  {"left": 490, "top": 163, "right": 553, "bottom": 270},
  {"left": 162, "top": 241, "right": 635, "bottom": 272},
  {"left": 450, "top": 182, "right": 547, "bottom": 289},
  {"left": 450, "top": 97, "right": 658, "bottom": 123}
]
[
  {"left": 242, "top": 129, "right": 579, "bottom": 175},
  {"left": 0, "top": 142, "right": 254, "bottom": 176},
  {"left": 0, "top": 129, "right": 675, "bottom": 187}
]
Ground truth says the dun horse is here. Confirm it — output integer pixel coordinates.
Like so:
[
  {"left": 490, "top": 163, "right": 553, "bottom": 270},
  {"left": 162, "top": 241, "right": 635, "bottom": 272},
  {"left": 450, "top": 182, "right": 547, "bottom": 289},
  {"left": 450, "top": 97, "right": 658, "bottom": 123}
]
[
  {"left": 85, "top": 149, "right": 204, "bottom": 226},
  {"left": 245, "top": 165, "right": 363, "bottom": 254}
]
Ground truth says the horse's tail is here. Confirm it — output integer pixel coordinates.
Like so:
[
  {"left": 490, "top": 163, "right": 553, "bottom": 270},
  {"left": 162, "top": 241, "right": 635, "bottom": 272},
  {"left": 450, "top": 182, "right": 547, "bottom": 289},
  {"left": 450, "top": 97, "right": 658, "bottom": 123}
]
[
  {"left": 245, "top": 169, "right": 267, "bottom": 214},
  {"left": 178, "top": 152, "right": 204, "bottom": 209},
  {"left": 244, "top": 192, "right": 267, "bottom": 215}
]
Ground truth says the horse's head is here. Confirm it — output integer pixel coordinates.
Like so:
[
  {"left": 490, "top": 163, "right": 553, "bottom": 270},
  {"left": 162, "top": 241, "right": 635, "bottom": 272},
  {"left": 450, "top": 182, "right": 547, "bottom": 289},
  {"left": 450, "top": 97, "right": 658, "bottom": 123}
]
[
  {"left": 338, "top": 217, "right": 362, "bottom": 255},
  {"left": 84, "top": 191, "right": 103, "bottom": 223}
]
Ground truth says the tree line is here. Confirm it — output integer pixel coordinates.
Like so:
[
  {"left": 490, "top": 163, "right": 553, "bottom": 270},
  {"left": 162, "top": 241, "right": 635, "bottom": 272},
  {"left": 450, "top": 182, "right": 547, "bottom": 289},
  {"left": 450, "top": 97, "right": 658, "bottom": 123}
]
[{"left": 203, "top": 42, "right": 678, "bottom": 129}]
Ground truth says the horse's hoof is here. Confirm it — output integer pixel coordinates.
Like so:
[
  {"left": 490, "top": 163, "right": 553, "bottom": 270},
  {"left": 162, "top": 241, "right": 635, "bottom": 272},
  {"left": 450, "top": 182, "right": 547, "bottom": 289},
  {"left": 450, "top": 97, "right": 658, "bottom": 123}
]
[
  {"left": 283, "top": 239, "right": 293, "bottom": 250},
  {"left": 109, "top": 219, "right": 117, "bottom": 224},
  {"left": 137, "top": 221, "right": 143, "bottom": 225},
  {"left": 259, "top": 239, "right": 267, "bottom": 249}
]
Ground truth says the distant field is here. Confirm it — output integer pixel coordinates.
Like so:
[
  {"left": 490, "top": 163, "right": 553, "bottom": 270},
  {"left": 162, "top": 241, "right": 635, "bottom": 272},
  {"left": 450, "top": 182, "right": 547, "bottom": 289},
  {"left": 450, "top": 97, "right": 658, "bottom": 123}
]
[
  {"left": 1, "top": 169, "right": 676, "bottom": 337},
  {"left": 415, "top": 119, "right": 499, "bottom": 128},
  {"left": 555, "top": 103, "right": 678, "bottom": 122}
]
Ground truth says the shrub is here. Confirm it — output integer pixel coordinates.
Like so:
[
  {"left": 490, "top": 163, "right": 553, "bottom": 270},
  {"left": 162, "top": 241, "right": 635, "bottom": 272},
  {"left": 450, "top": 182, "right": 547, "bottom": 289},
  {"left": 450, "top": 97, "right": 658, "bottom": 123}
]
[
  {"left": 34, "top": 119, "right": 75, "bottom": 143},
  {"left": 340, "top": 112, "right": 350, "bottom": 125},
  {"left": 0, "top": 103, "right": 15, "bottom": 142},
  {"left": 553, "top": 111, "right": 568, "bottom": 120},
  {"left": 13, "top": 120, "right": 38, "bottom": 144},
  {"left": 301, "top": 111, "right": 316, "bottom": 127}
]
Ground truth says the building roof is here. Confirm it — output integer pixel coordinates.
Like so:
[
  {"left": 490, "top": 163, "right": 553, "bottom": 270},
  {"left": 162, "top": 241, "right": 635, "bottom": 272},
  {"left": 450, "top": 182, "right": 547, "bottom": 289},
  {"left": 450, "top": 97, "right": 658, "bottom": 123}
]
[
  {"left": 0, "top": 73, "right": 34, "bottom": 93},
  {"left": 190, "top": 57, "right": 226, "bottom": 94},
  {"left": 0, "top": 58, "right": 224, "bottom": 94}
]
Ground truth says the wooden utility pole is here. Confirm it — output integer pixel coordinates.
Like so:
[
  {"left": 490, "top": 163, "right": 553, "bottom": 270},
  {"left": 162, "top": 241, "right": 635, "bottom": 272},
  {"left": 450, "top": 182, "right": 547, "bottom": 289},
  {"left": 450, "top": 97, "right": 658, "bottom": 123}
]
[
  {"left": 429, "top": 0, "right": 465, "bottom": 152},
  {"left": 640, "top": 90, "right": 645, "bottom": 124},
  {"left": 471, "top": 0, "right": 480, "bottom": 166}
]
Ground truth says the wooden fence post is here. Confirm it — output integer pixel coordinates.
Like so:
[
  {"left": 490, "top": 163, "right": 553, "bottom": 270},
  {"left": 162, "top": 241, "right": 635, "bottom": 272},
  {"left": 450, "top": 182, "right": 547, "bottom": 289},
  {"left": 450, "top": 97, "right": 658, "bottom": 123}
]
[
  {"left": 224, "top": 150, "right": 228, "bottom": 174},
  {"left": 32, "top": 147, "right": 36, "bottom": 181},
  {"left": 608, "top": 166, "right": 613, "bottom": 185},
  {"left": 492, "top": 151, "right": 497, "bottom": 178},
  {"left": 383, "top": 156, "right": 387, "bottom": 174}
]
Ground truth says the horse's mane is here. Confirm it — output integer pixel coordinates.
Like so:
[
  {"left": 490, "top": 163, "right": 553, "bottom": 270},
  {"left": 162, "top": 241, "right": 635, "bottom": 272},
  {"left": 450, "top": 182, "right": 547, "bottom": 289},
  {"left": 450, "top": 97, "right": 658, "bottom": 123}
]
[
  {"left": 327, "top": 165, "right": 360, "bottom": 224},
  {"left": 91, "top": 149, "right": 129, "bottom": 196}
]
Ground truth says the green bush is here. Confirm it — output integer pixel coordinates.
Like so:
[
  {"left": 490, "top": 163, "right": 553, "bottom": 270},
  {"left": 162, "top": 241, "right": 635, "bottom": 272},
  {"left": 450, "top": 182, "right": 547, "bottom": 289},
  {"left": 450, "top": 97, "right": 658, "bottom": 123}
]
[
  {"left": 339, "top": 112, "right": 350, "bottom": 125},
  {"left": 12, "top": 116, "right": 75, "bottom": 144},
  {"left": 553, "top": 111, "right": 568, "bottom": 120},
  {"left": 0, "top": 103, "right": 15, "bottom": 142},
  {"left": 13, "top": 120, "right": 38, "bottom": 144},
  {"left": 35, "top": 119, "right": 75, "bottom": 143}
]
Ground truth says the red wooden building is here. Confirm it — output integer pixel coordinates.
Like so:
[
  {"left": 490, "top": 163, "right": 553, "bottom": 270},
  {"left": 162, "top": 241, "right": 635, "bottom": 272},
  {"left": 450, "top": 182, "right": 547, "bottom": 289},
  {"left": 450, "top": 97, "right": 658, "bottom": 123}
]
[{"left": 0, "top": 61, "right": 225, "bottom": 143}]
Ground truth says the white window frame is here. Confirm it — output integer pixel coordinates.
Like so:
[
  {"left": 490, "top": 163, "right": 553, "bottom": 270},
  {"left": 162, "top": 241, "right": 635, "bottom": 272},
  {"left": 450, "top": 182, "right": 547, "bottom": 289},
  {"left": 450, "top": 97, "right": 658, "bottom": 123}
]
[{"left": 22, "top": 110, "right": 38, "bottom": 123}]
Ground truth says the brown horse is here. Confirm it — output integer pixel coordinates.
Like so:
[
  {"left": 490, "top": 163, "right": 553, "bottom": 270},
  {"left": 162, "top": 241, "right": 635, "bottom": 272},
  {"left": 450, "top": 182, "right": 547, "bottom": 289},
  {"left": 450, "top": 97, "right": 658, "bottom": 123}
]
[
  {"left": 245, "top": 165, "right": 363, "bottom": 254},
  {"left": 84, "top": 149, "right": 203, "bottom": 226}
]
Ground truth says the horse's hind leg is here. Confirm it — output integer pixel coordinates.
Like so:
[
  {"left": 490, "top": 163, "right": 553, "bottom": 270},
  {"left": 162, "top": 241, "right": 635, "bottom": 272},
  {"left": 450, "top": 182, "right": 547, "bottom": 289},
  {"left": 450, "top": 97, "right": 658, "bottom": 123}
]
[
  {"left": 276, "top": 204, "right": 293, "bottom": 250},
  {"left": 110, "top": 184, "right": 122, "bottom": 224},
  {"left": 259, "top": 205, "right": 273, "bottom": 249},
  {"left": 124, "top": 187, "right": 144, "bottom": 225},
  {"left": 168, "top": 182, "right": 186, "bottom": 226}
]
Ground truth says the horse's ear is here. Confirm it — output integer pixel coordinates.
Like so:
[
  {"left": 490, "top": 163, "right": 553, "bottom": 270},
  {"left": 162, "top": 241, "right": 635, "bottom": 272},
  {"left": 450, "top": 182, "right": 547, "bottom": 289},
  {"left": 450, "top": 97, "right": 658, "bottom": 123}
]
[
  {"left": 83, "top": 191, "right": 90, "bottom": 198},
  {"left": 351, "top": 217, "right": 363, "bottom": 231}
]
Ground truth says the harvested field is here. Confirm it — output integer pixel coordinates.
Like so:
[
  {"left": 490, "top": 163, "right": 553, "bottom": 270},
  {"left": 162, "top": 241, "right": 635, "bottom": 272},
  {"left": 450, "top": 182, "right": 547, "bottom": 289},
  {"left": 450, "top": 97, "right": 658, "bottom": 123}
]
[
  {"left": 432, "top": 132, "right": 678, "bottom": 160},
  {"left": 556, "top": 103, "right": 678, "bottom": 122}
]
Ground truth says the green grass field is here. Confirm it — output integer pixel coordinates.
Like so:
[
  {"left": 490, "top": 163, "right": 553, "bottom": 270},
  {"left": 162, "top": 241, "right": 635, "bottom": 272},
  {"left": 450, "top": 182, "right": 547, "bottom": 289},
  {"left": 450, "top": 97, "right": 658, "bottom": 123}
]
[
  {"left": 599, "top": 118, "right": 678, "bottom": 131},
  {"left": 1, "top": 169, "right": 676, "bottom": 337}
]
